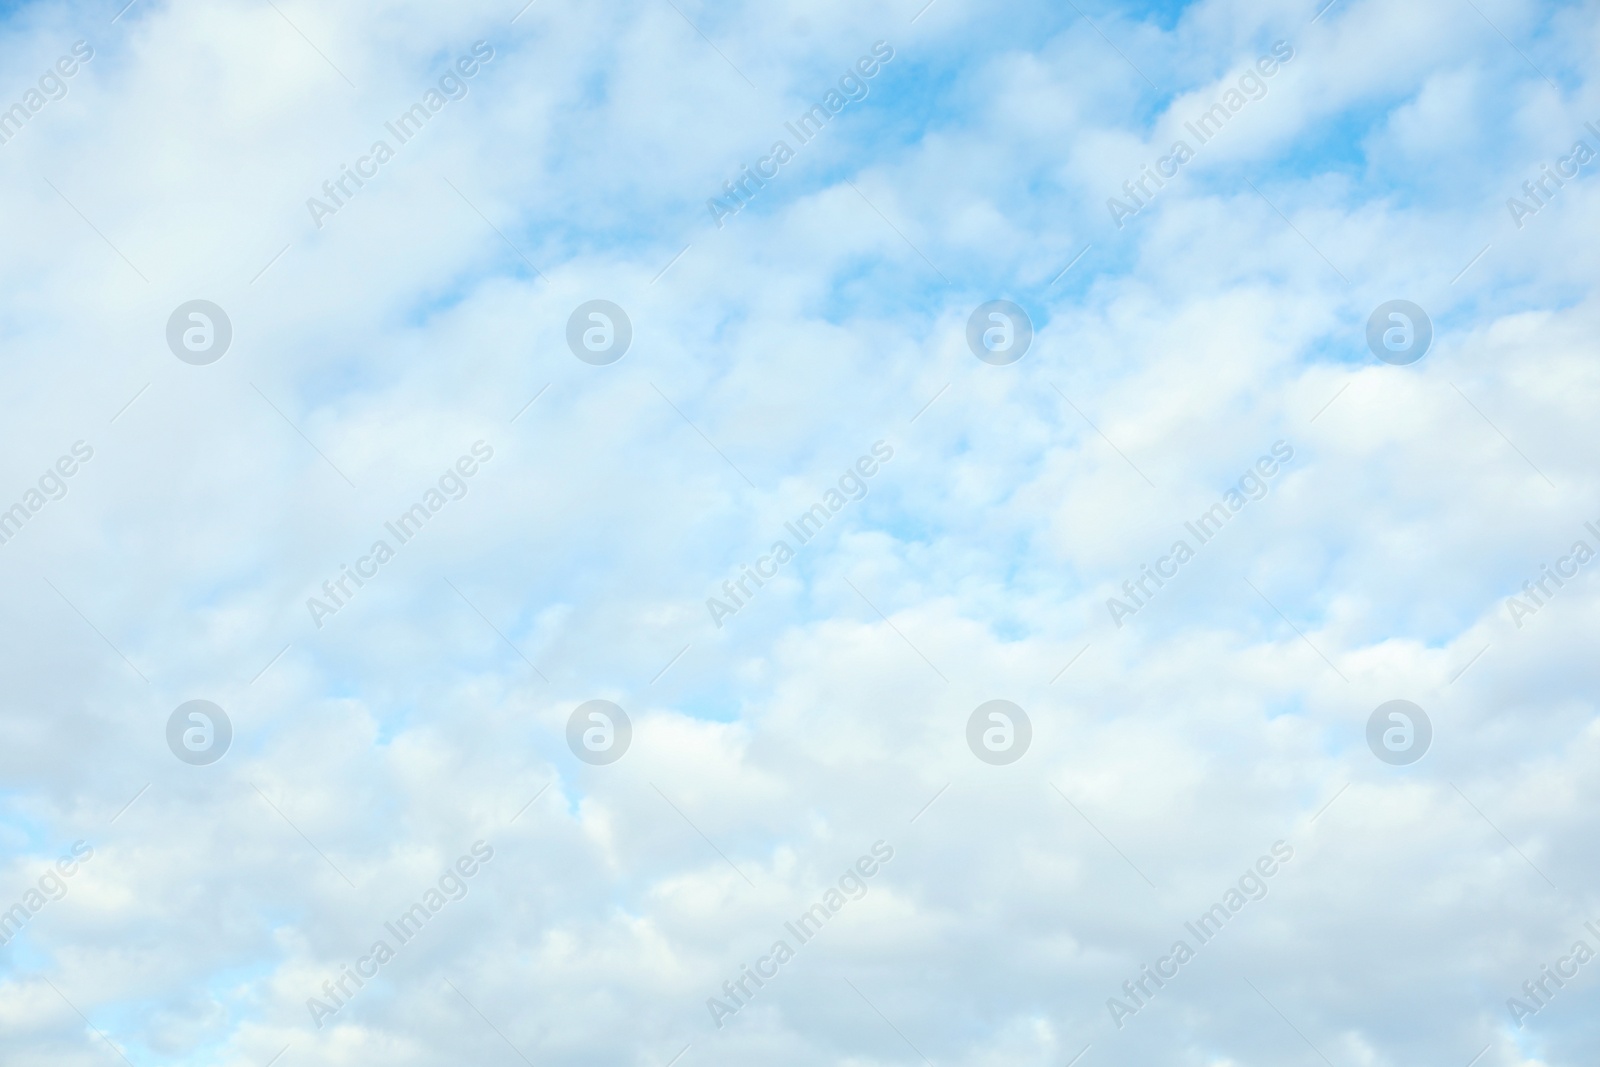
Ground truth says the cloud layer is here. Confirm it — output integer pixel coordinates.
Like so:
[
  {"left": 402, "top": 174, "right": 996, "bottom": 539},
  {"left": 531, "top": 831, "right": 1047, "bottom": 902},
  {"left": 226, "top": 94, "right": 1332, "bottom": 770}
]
[{"left": 1, "top": 0, "right": 1599, "bottom": 1065}]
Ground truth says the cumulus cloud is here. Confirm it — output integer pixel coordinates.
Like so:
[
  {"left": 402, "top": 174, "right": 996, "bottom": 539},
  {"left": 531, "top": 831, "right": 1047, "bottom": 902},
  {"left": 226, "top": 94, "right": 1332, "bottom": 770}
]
[{"left": 1, "top": 0, "right": 1598, "bottom": 1065}]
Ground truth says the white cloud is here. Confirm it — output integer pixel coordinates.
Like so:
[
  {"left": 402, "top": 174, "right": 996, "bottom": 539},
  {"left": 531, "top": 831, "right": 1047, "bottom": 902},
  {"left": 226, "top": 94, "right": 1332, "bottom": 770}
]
[{"left": 1, "top": 0, "right": 1599, "bottom": 1065}]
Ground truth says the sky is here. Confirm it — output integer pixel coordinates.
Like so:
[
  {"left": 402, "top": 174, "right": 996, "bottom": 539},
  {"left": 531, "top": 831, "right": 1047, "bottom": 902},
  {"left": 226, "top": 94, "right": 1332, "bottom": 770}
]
[{"left": 0, "top": 0, "right": 1598, "bottom": 1065}]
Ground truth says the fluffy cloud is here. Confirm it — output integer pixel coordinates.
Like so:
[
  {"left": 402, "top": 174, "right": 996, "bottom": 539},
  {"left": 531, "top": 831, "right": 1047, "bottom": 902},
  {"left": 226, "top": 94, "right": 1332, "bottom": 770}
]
[{"left": 1, "top": 0, "right": 1598, "bottom": 1065}]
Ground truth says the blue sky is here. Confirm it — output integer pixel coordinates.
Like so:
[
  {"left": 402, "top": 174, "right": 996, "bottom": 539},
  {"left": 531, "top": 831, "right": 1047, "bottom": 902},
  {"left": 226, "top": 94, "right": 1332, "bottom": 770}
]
[{"left": 1, "top": 1, "right": 1599, "bottom": 1066}]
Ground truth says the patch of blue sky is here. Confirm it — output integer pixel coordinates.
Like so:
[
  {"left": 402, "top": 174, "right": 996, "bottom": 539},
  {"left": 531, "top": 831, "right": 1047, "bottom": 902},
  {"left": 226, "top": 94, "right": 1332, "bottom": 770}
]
[
  {"left": 1263, "top": 693, "right": 1307, "bottom": 723},
  {"left": 77, "top": 957, "right": 288, "bottom": 1067},
  {"left": 0, "top": 806, "right": 58, "bottom": 855},
  {"left": 1118, "top": 0, "right": 1200, "bottom": 31},
  {"left": 399, "top": 269, "right": 500, "bottom": 332},
  {"left": 1243, "top": 536, "right": 1527, "bottom": 650}
]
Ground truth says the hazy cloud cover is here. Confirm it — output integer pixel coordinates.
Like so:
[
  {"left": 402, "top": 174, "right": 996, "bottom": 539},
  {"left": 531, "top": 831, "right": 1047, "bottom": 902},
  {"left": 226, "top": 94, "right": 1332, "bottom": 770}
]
[{"left": 1, "top": 0, "right": 1599, "bottom": 1065}]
